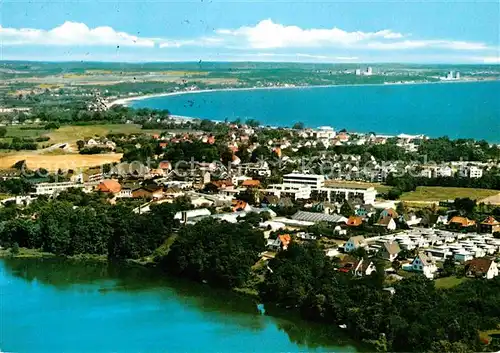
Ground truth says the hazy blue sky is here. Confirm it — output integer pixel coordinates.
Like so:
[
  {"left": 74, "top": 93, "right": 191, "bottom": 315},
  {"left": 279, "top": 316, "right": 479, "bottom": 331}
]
[{"left": 1, "top": 0, "right": 499, "bottom": 63}]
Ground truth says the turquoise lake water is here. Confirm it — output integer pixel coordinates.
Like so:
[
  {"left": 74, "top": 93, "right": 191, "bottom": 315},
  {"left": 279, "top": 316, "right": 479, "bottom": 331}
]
[
  {"left": 131, "top": 81, "right": 500, "bottom": 141},
  {"left": 0, "top": 258, "right": 358, "bottom": 353}
]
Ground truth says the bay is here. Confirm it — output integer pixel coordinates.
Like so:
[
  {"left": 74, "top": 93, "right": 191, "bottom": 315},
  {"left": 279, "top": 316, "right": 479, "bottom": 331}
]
[
  {"left": 0, "top": 258, "right": 358, "bottom": 353},
  {"left": 131, "top": 81, "right": 500, "bottom": 142}
]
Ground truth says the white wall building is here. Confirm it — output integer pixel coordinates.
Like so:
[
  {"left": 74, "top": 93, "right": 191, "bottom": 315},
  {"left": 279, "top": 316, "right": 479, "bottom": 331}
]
[
  {"left": 316, "top": 184, "right": 377, "bottom": 205},
  {"left": 314, "top": 126, "right": 336, "bottom": 140},
  {"left": 283, "top": 173, "right": 325, "bottom": 189},
  {"left": 263, "top": 184, "right": 311, "bottom": 200}
]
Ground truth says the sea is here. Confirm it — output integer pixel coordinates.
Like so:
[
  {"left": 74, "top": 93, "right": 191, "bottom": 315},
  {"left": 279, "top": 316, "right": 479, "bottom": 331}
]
[{"left": 131, "top": 81, "right": 500, "bottom": 142}]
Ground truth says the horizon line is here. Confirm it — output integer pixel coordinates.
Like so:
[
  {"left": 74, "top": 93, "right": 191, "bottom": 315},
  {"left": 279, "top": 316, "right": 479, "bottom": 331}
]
[{"left": 1, "top": 59, "right": 499, "bottom": 66}]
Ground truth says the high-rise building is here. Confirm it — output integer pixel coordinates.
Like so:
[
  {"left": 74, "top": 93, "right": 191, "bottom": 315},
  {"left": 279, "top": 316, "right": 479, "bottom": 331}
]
[{"left": 355, "top": 69, "right": 361, "bottom": 76}]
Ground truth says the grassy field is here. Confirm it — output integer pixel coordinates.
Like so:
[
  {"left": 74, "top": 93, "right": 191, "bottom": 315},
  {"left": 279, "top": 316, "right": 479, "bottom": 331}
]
[
  {"left": 400, "top": 186, "right": 499, "bottom": 202},
  {"left": 6, "top": 125, "right": 50, "bottom": 138},
  {"left": 0, "top": 152, "right": 122, "bottom": 171},
  {"left": 434, "top": 276, "right": 468, "bottom": 289},
  {"left": 46, "top": 124, "right": 142, "bottom": 144}
]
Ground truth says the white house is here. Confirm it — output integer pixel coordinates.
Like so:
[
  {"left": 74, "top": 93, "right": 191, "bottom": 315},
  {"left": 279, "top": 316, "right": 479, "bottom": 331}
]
[
  {"left": 410, "top": 252, "right": 438, "bottom": 279},
  {"left": 465, "top": 258, "right": 498, "bottom": 279}
]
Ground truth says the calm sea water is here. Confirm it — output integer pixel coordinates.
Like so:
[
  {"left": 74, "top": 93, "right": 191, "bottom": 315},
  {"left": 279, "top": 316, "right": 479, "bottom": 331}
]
[
  {"left": 131, "top": 81, "right": 500, "bottom": 141},
  {"left": 0, "top": 258, "right": 358, "bottom": 353}
]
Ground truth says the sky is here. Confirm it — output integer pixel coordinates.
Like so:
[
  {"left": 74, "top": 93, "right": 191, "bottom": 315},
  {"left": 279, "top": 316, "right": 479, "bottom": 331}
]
[{"left": 0, "top": 0, "right": 499, "bottom": 63}]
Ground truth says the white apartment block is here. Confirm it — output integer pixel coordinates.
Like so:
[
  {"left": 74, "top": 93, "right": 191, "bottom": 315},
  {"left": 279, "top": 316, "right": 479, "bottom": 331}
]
[
  {"left": 263, "top": 184, "right": 311, "bottom": 200},
  {"left": 461, "top": 166, "right": 483, "bottom": 178},
  {"left": 34, "top": 182, "right": 85, "bottom": 195},
  {"left": 315, "top": 184, "right": 377, "bottom": 205},
  {"left": 313, "top": 126, "right": 336, "bottom": 140},
  {"left": 283, "top": 173, "right": 325, "bottom": 189}
]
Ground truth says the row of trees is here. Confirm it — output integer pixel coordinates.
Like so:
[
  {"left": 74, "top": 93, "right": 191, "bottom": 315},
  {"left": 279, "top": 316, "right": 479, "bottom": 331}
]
[{"left": 0, "top": 192, "right": 180, "bottom": 259}]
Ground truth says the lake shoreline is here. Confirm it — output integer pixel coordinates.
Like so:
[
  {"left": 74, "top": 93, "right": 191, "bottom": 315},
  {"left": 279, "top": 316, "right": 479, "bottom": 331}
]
[{"left": 0, "top": 254, "right": 367, "bottom": 352}]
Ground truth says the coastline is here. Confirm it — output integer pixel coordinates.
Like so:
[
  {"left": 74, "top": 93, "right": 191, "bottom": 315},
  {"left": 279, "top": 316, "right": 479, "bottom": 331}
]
[{"left": 106, "top": 78, "right": 498, "bottom": 109}]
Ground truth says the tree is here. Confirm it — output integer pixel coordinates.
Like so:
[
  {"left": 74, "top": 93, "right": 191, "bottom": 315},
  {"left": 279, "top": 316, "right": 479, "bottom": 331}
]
[
  {"left": 340, "top": 202, "right": 354, "bottom": 217},
  {"left": 0, "top": 126, "right": 7, "bottom": 138},
  {"left": 292, "top": 122, "right": 305, "bottom": 130},
  {"left": 396, "top": 201, "right": 408, "bottom": 217},
  {"left": 163, "top": 219, "right": 265, "bottom": 288},
  {"left": 245, "top": 119, "right": 260, "bottom": 127},
  {"left": 442, "top": 257, "right": 456, "bottom": 277},
  {"left": 10, "top": 242, "right": 20, "bottom": 255},
  {"left": 76, "top": 140, "right": 86, "bottom": 150}
]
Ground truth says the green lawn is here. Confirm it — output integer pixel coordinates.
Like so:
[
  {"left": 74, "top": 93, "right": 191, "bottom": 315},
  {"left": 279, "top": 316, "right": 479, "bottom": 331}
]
[
  {"left": 401, "top": 186, "right": 499, "bottom": 202},
  {"left": 434, "top": 276, "right": 468, "bottom": 289}
]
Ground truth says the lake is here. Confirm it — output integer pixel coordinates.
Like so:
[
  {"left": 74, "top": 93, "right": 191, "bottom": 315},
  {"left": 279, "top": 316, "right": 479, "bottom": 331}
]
[
  {"left": 0, "top": 258, "right": 358, "bottom": 353},
  {"left": 131, "top": 81, "right": 500, "bottom": 142}
]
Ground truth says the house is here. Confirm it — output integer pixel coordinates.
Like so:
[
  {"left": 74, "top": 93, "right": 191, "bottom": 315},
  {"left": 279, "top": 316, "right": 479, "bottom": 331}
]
[
  {"left": 311, "top": 201, "right": 336, "bottom": 215},
  {"left": 190, "top": 196, "right": 214, "bottom": 208},
  {"left": 479, "top": 216, "right": 500, "bottom": 234},
  {"left": 279, "top": 234, "right": 291, "bottom": 250},
  {"left": 117, "top": 185, "right": 134, "bottom": 198},
  {"left": 448, "top": 216, "right": 476, "bottom": 229},
  {"left": 346, "top": 216, "right": 363, "bottom": 227},
  {"left": 164, "top": 187, "right": 183, "bottom": 198},
  {"left": 465, "top": 258, "right": 499, "bottom": 279},
  {"left": 132, "top": 185, "right": 164, "bottom": 200},
  {"left": 277, "top": 197, "right": 294, "bottom": 208},
  {"left": 399, "top": 213, "right": 422, "bottom": 227},
  {"left": 344, "top": 236, "right": 366, "bottom": 252},
  {"left": 232, "top": 200, "right": 250, "bottom": 212},
  {"left": 375, "top": 216, "right": 397, "bottom": 231},
  {"left": 96, "top": 179, "right": 121, "bottom": 194},
  {"left": 159, "top": 161, "right": 172, "bottom": 171},
  {"left": 410, "top": 252, "right": 438, "bottom": 279},
  {"left": 380, "top": 208, "right": 399, "bottom": 219},
  {"left": 241, "top": 179, "right": 261, "bottom": 188},
  {"left": 379, "top": 241, "right": 401, "bottom": 262},
  {"left": 355, "top": 204, "right": 376, "bottom": 218},
  {"left": 262, "top": 195, "right": 279, "bottom": 207},
  {"left": 338, "top": 256, "right": 376, "bottom": 277}
]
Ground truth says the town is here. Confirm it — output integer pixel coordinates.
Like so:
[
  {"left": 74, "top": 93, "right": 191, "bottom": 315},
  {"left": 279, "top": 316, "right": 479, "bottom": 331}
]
[{"left": 2, "top": 115, "right": 500, "bottom": 287}]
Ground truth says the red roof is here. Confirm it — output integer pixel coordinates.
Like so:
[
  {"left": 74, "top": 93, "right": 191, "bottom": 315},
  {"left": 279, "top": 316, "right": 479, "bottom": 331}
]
[
  {"left": 242, "top": 179, "right": 261, "bottom": 187},
  {"left": 97, "top": 179, "right": 121, "bottom": 194}
]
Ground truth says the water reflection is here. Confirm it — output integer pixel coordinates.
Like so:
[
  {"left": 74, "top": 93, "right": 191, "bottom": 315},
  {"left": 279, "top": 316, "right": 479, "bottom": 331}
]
[{"left": 1, "top": 258, "right": 359, "bottom": 352}]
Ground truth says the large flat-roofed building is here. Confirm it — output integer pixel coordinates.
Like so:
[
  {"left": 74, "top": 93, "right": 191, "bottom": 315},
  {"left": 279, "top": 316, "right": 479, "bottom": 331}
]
[
  {"left": 283, "top": 173, "right": 325, "bottom": 189},
  {"left": 315, "top": 183, "right": 377, "bottom": 205},
  {"left": 263, "top": 184, "right": 311, "bottom": 200},
  {"left": 34, "top": 181, "right": 85, "bottom": 195}
]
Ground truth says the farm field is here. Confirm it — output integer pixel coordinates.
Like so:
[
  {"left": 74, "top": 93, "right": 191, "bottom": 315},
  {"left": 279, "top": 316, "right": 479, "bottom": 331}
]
[
  {"left": 0, "top": 152, "right": 122, "bottom": 171},
  {"left": 400, "top": 186, "right": 499, "bottom": 202}
]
